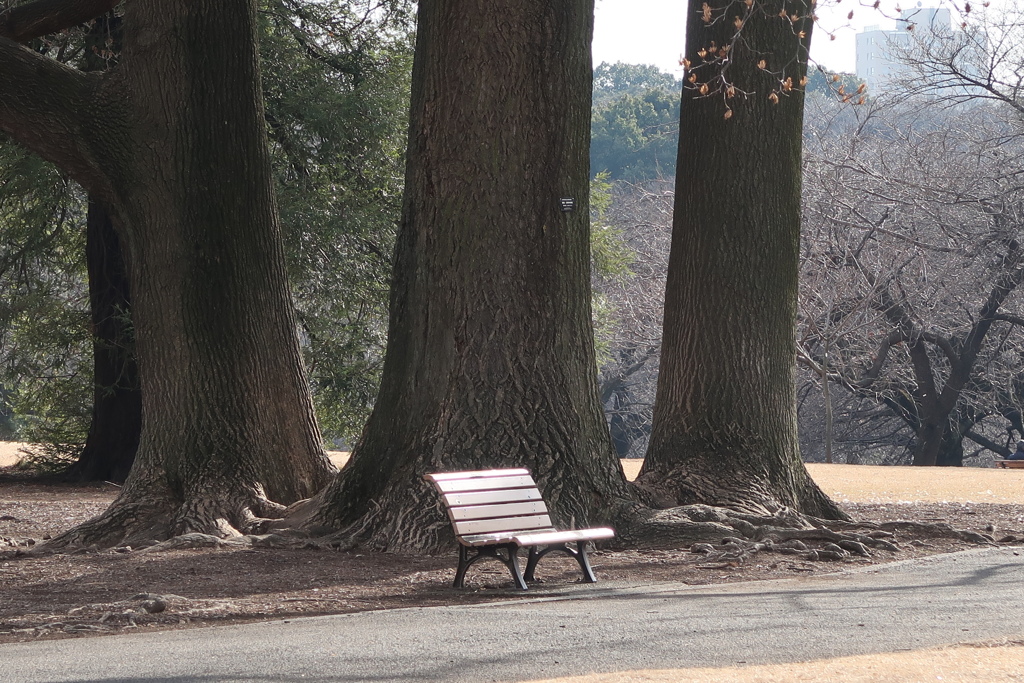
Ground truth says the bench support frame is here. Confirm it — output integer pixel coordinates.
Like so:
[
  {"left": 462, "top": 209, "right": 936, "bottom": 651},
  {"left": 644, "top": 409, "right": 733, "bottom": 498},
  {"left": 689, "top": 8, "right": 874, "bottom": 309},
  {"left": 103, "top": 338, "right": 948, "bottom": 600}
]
[
  {"left": 456, "top": 542, "right": 528, "bottom": 590},
  {"left": 454, "top": 539, "right": 600, "bottom": 591},
  {"left": 525, "top": 541, "right": 598, "bottom": 584}
]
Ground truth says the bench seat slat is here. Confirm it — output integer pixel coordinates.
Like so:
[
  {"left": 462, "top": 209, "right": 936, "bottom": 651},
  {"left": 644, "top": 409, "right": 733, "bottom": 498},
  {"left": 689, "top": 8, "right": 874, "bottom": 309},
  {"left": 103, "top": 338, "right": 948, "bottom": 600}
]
[
  {"left": 448, "top": 501, "right": 548, "bottom": 521},
  {"left": 513, "top": 528, "right": 616, "bottom": 546},
  {"left": 459, "top": 528, "right": 558, "bottom": 547},
  {"left": 443, "top": 488, "right": 543, "bottom": 507},
  {"left": 452, "top": 514, "right": 552, "bottom": 536},
  {"left": 457, "top": 528, "right": 616, "bottom": 548},
  {"left": 433, "top": 475, "right": 536, "bottom": 493},
  {"left": 425, "top": 468, "right": 531, "bottom": 482}
]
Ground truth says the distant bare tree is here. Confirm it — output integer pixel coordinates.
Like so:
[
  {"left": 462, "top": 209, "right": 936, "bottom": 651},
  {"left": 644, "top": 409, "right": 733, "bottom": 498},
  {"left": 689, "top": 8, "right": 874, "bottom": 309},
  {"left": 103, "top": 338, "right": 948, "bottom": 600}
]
[
  {"left": 891, "top": 3, "right": 1024, "bottom": 111},
  {"left": 594, "top": 180, "right": 672, "bottom": 457},
  {"left": 799, "top": 93, "right": 1024, "bottom": 466}
]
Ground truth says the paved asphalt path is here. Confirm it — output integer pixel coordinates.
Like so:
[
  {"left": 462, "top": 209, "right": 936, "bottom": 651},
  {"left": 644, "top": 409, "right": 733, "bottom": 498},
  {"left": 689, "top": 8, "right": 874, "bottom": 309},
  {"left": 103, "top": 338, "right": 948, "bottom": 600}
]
[{"left": 4, "top": 547, "right": 1023, "bottom": 682}]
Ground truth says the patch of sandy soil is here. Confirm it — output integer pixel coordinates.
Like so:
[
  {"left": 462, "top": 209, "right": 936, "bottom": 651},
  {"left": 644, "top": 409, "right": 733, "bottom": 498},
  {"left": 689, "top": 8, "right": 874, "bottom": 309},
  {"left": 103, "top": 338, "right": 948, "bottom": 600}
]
[
  {"left": 2, "top": 443, "right": 1024, "bottom": 681},
  {"left": 525, "top": 638, "right": 1024, "bottom": 683},
  {"left": 805, "top": 462, "right": 1024, "bottom": 504},
  {"left": 0, "top": 442, "right": 29, "bottom": 468}
]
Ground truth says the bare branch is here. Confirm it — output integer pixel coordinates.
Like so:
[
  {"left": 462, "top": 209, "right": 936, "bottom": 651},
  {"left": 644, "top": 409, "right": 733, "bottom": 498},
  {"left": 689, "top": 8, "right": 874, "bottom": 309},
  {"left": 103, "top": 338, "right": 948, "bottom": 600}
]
[
  {"left": 918, "top": 331, "right": 959, "bottom": 368},
  {"left": 963, "top": 429, "right": 1012, "bottom": 457},
  {"left": 992, "top": 313, "right": 1024, "bottom": 328}
]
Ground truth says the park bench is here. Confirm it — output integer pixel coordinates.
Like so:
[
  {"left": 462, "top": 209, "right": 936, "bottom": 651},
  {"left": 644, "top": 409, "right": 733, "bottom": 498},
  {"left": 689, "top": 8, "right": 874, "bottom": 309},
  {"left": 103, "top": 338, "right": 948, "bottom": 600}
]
[
  {"left": 996, "top": 460, "right": 1024, "bottom": 469},
  {"left": 424, "top": 468, "right": 615, "bottom": 590}
]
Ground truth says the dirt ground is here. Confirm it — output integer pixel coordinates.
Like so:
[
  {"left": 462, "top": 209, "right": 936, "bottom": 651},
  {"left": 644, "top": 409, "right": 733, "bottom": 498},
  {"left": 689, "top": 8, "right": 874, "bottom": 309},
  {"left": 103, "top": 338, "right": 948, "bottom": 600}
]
[{"left": 2, "top": 441, "right": 1024, "bottom": 681}]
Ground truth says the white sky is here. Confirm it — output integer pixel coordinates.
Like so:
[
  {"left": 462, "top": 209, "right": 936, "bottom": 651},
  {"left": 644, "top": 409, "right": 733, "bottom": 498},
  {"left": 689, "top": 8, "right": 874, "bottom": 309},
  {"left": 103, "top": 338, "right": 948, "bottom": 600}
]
[{"left": 592, "top": 0, "right": 909, "bottom": 76}]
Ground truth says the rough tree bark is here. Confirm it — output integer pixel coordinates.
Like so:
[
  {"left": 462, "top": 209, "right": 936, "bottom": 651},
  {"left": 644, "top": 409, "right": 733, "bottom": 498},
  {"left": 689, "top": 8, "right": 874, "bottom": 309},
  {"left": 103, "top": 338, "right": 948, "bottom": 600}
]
[
  {"left": 636, "top": 0, "right": 846, "bottom": 519},
  {"left": 0, "top": 0, "right": 335, "bottom": 547},
  {"left": 288, "top": 0, "right": 637, "bottom": 552}
]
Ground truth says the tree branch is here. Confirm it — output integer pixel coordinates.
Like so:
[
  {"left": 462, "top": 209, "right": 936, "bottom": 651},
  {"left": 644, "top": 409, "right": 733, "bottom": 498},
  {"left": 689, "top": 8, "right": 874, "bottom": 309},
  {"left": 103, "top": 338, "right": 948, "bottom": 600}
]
[
  {"left": 600, "top": 344, "right": 659, "bottom": 405},
  {"left": 919, "top": 331, "right": 959, "bottom": 368},
  {"left": 857, "top": 330, "right": 904, "bottom": 387},
  {"left": 0, "top": 0, "right": 119, "bottom": 43},
  {"left": 0, "top": 36, "right": 106, "bottom": 192},
  {"left": 963, "top": 429, "right": 1011, "bottom": 458},
  {"left": 992, "top": 313, "right": 1024, "bottom": 328}
]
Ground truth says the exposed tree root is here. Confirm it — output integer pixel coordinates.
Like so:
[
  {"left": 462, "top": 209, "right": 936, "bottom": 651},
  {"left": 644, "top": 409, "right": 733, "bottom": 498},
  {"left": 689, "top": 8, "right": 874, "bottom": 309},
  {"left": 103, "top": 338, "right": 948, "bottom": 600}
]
[
  {"left": 817, "top": 518, "right": 997, "bottom": 545},
  {"left": 632, "top": 459, "right": 851, "bottom": 523},
  {"left": 266, "top": 488, "right": 1008, "bottom": 567},
  {"left": 131, "top": 532, "right": 311, "bottom": 553},
  {"left": 691, "top": 535, "right": 882, "bottom": 566},
  {"left": 33, "top": 483, "right": 293, "bottom": 554},
  {"left": 35, "top": 497, "right": 174, "bottom": 553},
  {"left": 613, "top": 500, "right": 995, "bottom": 567},
  {"left": 19, "top": 477, "right": 1007, "bottom": 565},
  {"left": 997, "top": 534, "right": 1024, "bottom": 543}
]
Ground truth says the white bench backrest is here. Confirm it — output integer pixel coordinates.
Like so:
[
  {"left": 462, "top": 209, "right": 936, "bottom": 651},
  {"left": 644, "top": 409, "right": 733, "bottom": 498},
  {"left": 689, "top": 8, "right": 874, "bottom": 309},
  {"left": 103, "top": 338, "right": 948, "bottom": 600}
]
[{"left": 425, "top": 469, "right": 553, "bottom": 537}]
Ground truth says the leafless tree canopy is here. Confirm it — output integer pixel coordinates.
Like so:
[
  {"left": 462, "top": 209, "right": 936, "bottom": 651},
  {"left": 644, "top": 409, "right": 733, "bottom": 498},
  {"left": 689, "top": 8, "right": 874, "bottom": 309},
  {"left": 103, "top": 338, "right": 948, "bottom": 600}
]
[
  {"left": 594, "top": 180, "right": 672, "bottom": 458},
  {"left": 799, "top": 90, "right": 1024, "bottom": 465}
]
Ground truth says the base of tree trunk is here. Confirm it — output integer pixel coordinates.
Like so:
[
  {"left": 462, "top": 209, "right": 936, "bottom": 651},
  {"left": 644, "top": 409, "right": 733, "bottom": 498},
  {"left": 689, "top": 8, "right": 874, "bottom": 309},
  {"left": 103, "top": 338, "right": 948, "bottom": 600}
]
[
  {"left": 39, "top": 479, "right": 290, "bottom": 552},
  {"left": 31, "top": 484, "right": 996, "bottom": 563},
  {"left": 632, "top": 461, "right": 849, "bottom": 522},
  {"left": 609, "top": 502, "right": 993, "bottom": 566}
]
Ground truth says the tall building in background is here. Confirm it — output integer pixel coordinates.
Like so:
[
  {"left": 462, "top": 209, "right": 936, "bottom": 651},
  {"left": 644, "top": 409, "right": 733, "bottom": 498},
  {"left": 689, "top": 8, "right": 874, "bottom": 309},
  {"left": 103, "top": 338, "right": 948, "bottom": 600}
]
[{"left": 855, "top": 4, "right": 953, "bottom": 93}]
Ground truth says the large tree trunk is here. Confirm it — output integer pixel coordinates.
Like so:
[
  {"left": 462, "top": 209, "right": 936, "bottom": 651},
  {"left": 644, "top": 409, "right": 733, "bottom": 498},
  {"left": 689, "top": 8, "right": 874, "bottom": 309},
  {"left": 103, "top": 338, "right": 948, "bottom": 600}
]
[
  {"left": 636, "top": 1, "right": 845, "bottom": 520},
  {"left": 0, "top": 0, "right": 335, "bottom": 547},
  {"left": 935, "top": 430, "right": 964, "bottom": 467},
  {"left": 63, "top": 16, "right": 141, "bottom": 484},
  {"left": 295, "top": 0, "right": 635, "bottom": 552},
  {"left": 914, "top": 404, "right": 970, "bottom": 467},
  {"left": 63, "top": 198, "right": 141, "bottom": 483},
  {"left": 912, "top": 414, "right": 945, "bottom": 466}
]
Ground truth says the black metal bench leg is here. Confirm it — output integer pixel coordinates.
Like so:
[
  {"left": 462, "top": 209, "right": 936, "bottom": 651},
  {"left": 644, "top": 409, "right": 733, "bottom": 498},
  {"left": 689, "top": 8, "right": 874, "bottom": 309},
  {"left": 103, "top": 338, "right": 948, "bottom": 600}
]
[
  {"left": 454, "top": 544, "right": 528, "bottom": 590},
  {"left": 502, "top": 544, "right": 528, "bottom": 591},
  {"left": 525, "top": 543, "right": 598, "bottom": 584},
  {"left": 574, "top": 541, "right": 598, "bottom": 583},
  {"left": 454, "top": 544, "right": 472, "bottom": 588},
  {"left": 524, "top": 546, "right": 541, "bottom": 583}
]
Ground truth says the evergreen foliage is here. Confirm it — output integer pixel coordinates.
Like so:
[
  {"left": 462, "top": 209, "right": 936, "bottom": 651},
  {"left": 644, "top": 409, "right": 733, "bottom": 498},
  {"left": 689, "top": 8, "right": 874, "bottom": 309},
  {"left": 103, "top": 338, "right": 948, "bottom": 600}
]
[
  {"left": 589, "top": 172, "right": 634, "bottom": 366},
  {"left": 591, "top": 62, "right": 681, "bottom": 182},
  {"left": 591, "top": 88, "right": 680, "bottom": 181},
  {"left": 593, "top": 61, "right": 682, "bottom": 105},
  {"left": 0, "top": 137, "right": 91, "bottom": 456},
  {"left": 260, "top": 0, "right": 414, "bottom": 443}
]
